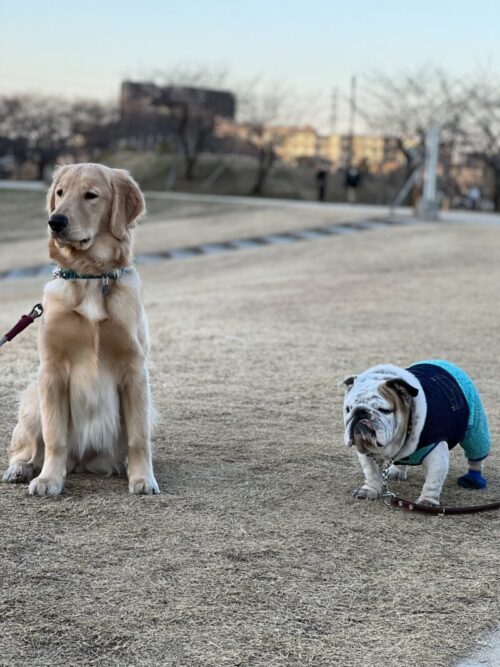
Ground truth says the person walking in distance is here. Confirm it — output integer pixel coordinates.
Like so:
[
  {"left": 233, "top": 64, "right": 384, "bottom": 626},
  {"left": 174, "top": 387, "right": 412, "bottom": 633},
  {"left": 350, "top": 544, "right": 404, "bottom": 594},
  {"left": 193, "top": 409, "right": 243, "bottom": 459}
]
[
  {"left": 315, "top": 162, "right": 329, "bottom": 202},
  {"left": 345, "top": 165, "right": 361, "bottom": 203}
]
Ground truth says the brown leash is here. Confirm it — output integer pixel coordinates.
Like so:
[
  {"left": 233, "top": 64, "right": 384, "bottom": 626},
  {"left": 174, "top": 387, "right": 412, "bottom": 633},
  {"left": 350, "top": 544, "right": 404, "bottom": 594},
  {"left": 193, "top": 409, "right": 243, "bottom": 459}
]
[
  {"left": 384, "top": 494, "right": 500, "bottom": 515},
  {"left": 381, "top": 465, "right": 500, "bottom": 515}
]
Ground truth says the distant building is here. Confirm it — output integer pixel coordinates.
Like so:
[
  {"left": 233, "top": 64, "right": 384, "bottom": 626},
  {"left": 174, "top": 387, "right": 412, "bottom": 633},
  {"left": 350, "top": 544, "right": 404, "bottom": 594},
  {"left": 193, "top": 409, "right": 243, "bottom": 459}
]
[
  {"left": 121, "top": 81, "right": 161, "bottom": 116},
  {"left": 214, "top": 118, "right": 252, "bottom": 141},
  {"left": 121, "top": 81, "right": 236, "bottom": 119},
  {"left": 215, "top": 122, "right": 318, "bottom": 162},
  {"left": 317, "top": 134, "right": 343, "bottom": 166},
  {"left": 119, "top": 86, "right": 411, "bottom": 173},
  {"left": 216, "top": 120, "right": 409, "bottom": 171},
  {"left": 274, "top": 126, "right": 317, "bottom": 162},
  {"left": 285, "top": 130, "right": 406, "bottom": 171},
  {"left": 327, "top": 134, "right": 407, "bottom": 171}
]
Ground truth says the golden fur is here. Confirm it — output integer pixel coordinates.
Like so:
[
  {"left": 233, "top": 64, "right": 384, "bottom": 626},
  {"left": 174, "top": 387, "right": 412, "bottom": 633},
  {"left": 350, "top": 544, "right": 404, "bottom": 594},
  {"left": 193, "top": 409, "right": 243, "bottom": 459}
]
[{"left": 2, "top": 163, "right": 160, "bottom": 495}]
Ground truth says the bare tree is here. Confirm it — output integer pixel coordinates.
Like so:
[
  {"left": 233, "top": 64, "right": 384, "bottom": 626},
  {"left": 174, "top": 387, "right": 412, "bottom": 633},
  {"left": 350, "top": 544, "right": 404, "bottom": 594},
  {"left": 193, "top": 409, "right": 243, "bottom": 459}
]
[
  {"left": 69, "top": 99, "right": 120, "bottom": 157},
  {"left": 0, "top": 95, "right": 121, "bottom": 178},
  {"left": 362, "top": 66, "right": 465, "bottom": 192},
  {"left": 0, "top": 95, "right": 72, "bottom": 179},
  {"left": 155, "top": 65, "right": 233, "bottom": 180},
  {"left": 461, "top": 71, "right": 500, "bottom": 211},
  {"left": 237, "top": 81, "right": 298, "bottom": 195},
  {"left": 168, "top": 90, "right": 219, "bottom": 180}
]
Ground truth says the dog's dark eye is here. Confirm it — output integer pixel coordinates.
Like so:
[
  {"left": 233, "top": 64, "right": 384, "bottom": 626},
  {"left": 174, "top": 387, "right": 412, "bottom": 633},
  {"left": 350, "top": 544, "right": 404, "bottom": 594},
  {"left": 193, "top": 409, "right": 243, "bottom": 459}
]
[
  {"left": 56, "top": 189, "right": 63, "bottom": 197},
  {"left": 379, "top": 408, "right": 393, "bottom": 414},
  {"left": 345, "top": 406, "right": 351, "bottom": 413},
  {"left": 84, "top": 192, "right": 98, "bottom": 200}
]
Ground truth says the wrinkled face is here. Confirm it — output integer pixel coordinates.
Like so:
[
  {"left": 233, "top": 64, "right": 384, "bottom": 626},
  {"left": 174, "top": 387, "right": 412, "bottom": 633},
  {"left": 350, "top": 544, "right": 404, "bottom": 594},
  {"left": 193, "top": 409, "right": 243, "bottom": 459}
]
[
  {"left": 343, "top": 374, "right": 416, "bottom": 456},
  {"left": 47, "top": 165, "right": 114, "bottom": 250}
]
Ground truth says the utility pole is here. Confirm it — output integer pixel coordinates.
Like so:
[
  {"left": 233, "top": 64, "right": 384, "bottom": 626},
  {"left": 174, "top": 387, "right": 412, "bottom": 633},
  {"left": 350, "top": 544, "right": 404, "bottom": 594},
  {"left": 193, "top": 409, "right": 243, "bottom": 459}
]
[
  {"left": 330, "top": 88, "right": 338, "bottom": 134},
  {"left": 347, "top": 75, "right": 357, "bottom": 167},
  {"left": 416, "top": 126, "right": 440, "bottom": 220},
  {"left": 317, "top": 88, "right": 339, "bottom": 162},
  {"left": 348, "top": 76, "right": 357, "bottom": 136}
]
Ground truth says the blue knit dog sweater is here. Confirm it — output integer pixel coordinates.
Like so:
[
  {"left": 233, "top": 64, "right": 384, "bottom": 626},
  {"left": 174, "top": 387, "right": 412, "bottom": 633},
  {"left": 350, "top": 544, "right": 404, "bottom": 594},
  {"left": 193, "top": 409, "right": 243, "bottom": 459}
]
[{"left": 395, "top": 360, "right": 490, "bottom": 488}]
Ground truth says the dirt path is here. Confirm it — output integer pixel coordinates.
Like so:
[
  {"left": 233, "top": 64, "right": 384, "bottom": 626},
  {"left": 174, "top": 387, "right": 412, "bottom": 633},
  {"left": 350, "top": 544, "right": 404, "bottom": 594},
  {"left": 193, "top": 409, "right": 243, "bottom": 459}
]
[{"left": 0, "top": 219, "right": 499, "bottom": 666}]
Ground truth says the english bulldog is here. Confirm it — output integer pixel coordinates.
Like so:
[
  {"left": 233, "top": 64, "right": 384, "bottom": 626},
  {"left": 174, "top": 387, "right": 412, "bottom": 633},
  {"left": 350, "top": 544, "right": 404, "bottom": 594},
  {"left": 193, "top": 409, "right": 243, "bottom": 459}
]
[{"left": 342, "top": 360, "right": 490, "bottom": 506}]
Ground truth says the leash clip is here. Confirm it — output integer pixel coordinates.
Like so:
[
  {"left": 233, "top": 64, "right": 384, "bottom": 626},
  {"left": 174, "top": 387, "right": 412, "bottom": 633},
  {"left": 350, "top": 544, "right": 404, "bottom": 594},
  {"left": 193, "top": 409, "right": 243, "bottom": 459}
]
[
  {"left": 29, "top": 303, "right": 44, "bottom": 319},
  {"left": 383, "top": 492, "right": 396, "bottom": 506},
  {"left": 381, "top": 459, "right": 396, "bottom": 505}
]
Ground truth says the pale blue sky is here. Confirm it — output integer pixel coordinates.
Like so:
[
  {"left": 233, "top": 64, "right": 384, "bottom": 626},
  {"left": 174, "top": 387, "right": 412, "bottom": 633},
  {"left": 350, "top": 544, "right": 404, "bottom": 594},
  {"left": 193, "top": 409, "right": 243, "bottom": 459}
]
[{"left": 1, "top": 0, "right": 499, "bottom": 130}]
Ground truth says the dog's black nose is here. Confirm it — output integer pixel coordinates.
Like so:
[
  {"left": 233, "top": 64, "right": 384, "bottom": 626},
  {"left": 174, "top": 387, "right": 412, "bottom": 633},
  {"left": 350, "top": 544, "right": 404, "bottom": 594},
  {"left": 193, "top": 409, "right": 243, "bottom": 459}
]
[
  {"left": 48, "top": 214, "right": 69, "bottom": 233},
  {"left": 353, "top": 409, "right": 371, "bottom": 423}
]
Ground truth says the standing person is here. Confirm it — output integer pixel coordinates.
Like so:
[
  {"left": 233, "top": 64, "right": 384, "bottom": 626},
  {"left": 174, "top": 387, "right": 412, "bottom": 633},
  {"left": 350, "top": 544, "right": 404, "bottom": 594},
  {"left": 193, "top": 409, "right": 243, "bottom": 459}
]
[
  {"left": 467, "top": 186, "right": 481, "bottom": 210},
  {"left": 315, "top": 162, "right": 328, "bottom": 202},
  {"left": 345, "top": 165, "right": 361, "bottom": 203}
]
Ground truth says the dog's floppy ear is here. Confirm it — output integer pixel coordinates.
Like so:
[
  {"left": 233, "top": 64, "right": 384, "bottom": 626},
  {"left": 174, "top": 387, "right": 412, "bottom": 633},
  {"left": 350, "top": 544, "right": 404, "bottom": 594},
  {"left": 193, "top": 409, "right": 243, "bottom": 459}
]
[
  {"left": 109, "top": 169, "right": 145, "bottom": 240},
  {"left": 339, "top": 375, "right": 357, "bottom": 391},
  {"left": 385, "top": 378, "right": 419, "bottom": 402},
  {"left": 46, "top": 165, "right": 70, "bottom": 214}
]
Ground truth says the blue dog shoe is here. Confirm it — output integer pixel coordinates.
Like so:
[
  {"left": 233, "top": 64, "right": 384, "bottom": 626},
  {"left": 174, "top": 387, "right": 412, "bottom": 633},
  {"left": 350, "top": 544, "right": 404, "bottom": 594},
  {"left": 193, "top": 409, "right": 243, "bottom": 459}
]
[{"left": 457, "top": 470, "right": 487, "bottom": 489}]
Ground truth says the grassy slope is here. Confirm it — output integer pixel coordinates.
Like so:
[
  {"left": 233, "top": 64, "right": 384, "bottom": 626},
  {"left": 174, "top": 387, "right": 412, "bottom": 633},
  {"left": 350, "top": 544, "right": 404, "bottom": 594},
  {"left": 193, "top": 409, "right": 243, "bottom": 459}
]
[
  {"left": 102, "top": 150, "right": 320, "bottom": 200},
  {"left": 101, "top": 151, "right": 400, "bottom": 204}
]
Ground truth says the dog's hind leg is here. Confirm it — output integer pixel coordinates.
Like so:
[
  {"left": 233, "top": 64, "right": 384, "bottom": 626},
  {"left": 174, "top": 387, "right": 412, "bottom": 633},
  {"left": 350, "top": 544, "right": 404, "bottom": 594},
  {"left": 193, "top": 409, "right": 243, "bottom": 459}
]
[
  {"left": 457, "top": 405, "right": 490, "bottom": 489},
  {"left": 3, "top": 384, "right": 44, "bottom": 483},
  {"left": 458, "top": 458, "right": 487, "bottom": 489},
  {"left": 417, "top": 441, "right": 449, "bottom": 506}
]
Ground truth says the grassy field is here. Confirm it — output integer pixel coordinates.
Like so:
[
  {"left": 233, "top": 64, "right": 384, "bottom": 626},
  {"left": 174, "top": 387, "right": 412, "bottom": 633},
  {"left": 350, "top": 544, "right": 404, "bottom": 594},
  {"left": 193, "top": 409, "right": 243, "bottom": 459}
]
[{"left": 0, "top": 194, "right": 499, "bottom": 666}]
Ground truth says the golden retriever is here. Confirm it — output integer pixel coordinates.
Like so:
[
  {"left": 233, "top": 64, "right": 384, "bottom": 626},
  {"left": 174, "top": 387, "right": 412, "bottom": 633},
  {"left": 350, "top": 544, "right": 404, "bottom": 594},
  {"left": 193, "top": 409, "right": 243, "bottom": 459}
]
[{"left": 2, "top": 163, "right": 160, "bottom": 496}]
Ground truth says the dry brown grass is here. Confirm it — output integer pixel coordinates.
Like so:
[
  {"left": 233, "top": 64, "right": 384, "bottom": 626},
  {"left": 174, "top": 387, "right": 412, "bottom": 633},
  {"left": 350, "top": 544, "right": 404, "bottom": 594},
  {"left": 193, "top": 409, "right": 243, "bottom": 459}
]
[{"left": 0, "top": 213, "right": 499, "bottom": 666}]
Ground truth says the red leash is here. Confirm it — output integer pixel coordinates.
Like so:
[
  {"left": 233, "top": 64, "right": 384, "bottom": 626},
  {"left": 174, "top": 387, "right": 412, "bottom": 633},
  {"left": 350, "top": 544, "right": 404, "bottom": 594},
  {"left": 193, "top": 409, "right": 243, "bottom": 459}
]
[{"left": 0, "top": 303, "right": 43, "bottom": 347}]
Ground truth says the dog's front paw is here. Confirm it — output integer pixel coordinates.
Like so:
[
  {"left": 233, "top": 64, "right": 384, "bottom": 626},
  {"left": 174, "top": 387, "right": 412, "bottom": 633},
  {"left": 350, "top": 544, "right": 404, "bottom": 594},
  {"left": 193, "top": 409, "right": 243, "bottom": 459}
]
[
  {"left": 416, "top": 495, "right": 440, "bottom": 507},
  {"left": 386, "top": 464, "right": 408, "bottom": 481},
  {"left": 352, "top": 486, "right": 380, "bottom": 500},
  {"left": 3, "top": 463, "right": 35, "bottom": 484},
  {"left": 28, "top": 476, "right": 64, "bottom": 497},
  {"left": 129, "top": 475, "right": 160, "bottom": 495}
]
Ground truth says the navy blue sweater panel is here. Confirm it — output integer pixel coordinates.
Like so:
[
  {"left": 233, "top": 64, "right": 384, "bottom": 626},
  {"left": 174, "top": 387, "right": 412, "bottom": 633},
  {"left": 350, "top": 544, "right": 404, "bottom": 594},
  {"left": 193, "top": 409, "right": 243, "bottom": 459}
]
[{"left": 407, "top": 363, "right": 470, "bottom": 451}]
